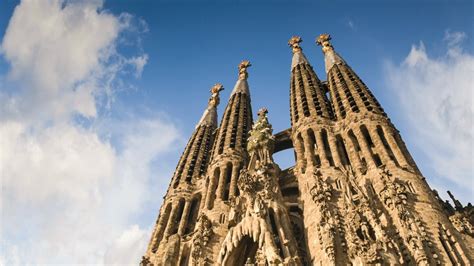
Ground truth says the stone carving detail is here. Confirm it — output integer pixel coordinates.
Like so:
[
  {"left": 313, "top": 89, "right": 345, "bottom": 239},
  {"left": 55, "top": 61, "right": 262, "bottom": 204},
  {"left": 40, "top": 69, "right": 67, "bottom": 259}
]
[
  {"left": 139, "top": 256, "right": 153, "bottom": 266},
  {"left": 191, "top": 214, "right": 213, "bottom": 265},
  {"left": 288, "top": 36, "right": 302, "bottom": 53},
  {"left": 316, "top": 33, "right": 333, "bottom": 52},
  {"left": 378, "top": 167, "right": 432, "bottom": 265},
  {"left": 309, "top": 169, "right": 337, "bottom": 262},
  {"left": 340, "top": 168, "right": 400, "bottom": 264},
  {"left": 163, "top": 234, "right": 180, "bottom": 265},
  {"left": 143, "top": 35, "right": 473, "bottom": 265},
  {"left": 209, "top": 83, "right": 224, "bottom": 108},
  {"left": 450, "top": 212, "right": 474, "bottom": 236},
  {"left": 218, "top": 109, "right": 301, "bottom": 265},
  {"left": 238, "top": 60, "right": 251, "bottom": 80}
]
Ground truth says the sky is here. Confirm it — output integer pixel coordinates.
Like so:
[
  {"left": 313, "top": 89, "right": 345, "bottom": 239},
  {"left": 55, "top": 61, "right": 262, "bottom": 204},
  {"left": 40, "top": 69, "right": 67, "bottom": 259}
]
[{"left": 0, "top": 0, "right": 472, "bottom": 264}]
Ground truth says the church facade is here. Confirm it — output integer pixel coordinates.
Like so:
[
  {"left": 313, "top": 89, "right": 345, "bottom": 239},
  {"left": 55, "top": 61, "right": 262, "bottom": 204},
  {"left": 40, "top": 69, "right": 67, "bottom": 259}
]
[{"left": 141, "top": 34, "right": 473, "bottom": 265}]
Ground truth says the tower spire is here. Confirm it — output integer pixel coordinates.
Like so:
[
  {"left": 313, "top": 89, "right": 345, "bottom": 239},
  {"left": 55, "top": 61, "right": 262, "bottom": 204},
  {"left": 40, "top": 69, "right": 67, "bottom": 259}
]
[
  {"left": 144, "top": 84, "right": 223, "bottom": 263},
  {"left": 288, "top": 36, "right": 333, "bottom": 126},
  {"left": 231, "top": 60, "right": 251, "bottom": 95},
  {"left": 316, "top": 33, "right": 346, "bottom": 73},
  {"left": 315, "top": 33, "right": 386, "bottom": 120},
  {"left": 288, "top": 36, "right": 309, "bottom": 69},
  {"left": 197, "top": 83, "right": 224, "bottom": 128},
  {"left": 204, "top": 60, "right": 254, "bottom": 211}
]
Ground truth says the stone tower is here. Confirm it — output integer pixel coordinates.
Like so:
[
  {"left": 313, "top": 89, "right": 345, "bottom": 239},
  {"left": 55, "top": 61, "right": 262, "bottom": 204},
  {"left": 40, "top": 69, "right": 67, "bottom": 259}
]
[{"left": 142, "top": 35, "right": 473, "bottom": 266}]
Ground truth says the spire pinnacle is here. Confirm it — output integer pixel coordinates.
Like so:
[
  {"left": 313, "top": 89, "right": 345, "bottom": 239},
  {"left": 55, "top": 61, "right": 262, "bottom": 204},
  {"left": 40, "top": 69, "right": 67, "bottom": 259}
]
[
  {"left": 316, "top": 33, "right": 334, "bottom": 53},
  {"left": 316, "top": 33, "right": 346, "bottom": 73},
  {"left": 231, "top": 60, "right": 251, "bottom": 95},
  {"left": 208, "top": 83, "right": 224, "bottom": 108},
  {"left": 288, "top": 36, "right": 303, "bottom": 53},
  {"left": 238, "top": 60, "right": 251, "bottom": 80},
  {"left": 197, "top": 83, "right": 224, "bottom": 127},
  {"left": 289, "top": 36, "right": 309, "bottom": 69}
]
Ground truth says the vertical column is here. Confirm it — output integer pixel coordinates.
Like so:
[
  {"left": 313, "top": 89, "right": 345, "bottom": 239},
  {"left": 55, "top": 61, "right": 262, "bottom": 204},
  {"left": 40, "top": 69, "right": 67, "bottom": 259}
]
[
  {"left": 383, "top": 126, "right": 410, "bottom": 168},
  {"left": 355, "top": 127, "right": 376, "bottom": 169},
  {"left": 216, "top": 166, "right": 227, "bottom": 200},
  {"left": 295, "top": 133, "right": 307, "bottom": 172},
  {"left": 164, "top": 202, "right": 179, "bottom": 238},
  {"left": 229, "top": 164, "right": 240, "bottom": 198},
  {"left": 315, "top": 130, "right": 330, "bottom": 167},
  {"left": 328, "top": 134, "right": 342, "bottom": 167},
  {"left": 343, "top": 132, "right": 362, "bottom": 171},
  {"left": 302, "top": 130, "right": 315, "bottom": 167},
  {"left": 178, "top": 200, "right": 191, "bottom": 235},
  {"left": 205, "top": 170, "right": 217, "bottom": 209},
  {"left": 368, "top": 126, "right": 392, "bottom": 166},
  {"left": 277, "top": 208, "right": 299, "bottom": 258}
]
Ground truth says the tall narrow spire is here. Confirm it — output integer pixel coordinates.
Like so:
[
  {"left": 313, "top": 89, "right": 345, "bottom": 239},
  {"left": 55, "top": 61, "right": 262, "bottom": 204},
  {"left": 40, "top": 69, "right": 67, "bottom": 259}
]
[
  {"left": 288, "top": 36, "right": 333, "bottom": 125},
  {"left": 230, "top": 60, "right": 251, "bottom": 95},
  {"left": 197, "top": 83, "right": 224, "bottom": 128},
  {"left": 289, "top": 36, "right": 309, "bottom": 69},
  {"left": 316, "top": 33, "right": 385, "bottom": 118},
  {"left": 211, "top": 60, "right": 254, "bottom": 158},
  {"left": 204, "top": 60, "right": 254, "bottom": 211},
  {"left": 316, "top": 33, "right": 346, "bottom": 74},
  {"left": 171, "top": 84, "right": 224, "bottom": 188}
]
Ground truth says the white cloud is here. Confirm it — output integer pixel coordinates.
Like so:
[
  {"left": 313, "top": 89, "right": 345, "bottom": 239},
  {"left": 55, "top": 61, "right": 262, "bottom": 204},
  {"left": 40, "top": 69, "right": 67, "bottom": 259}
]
[
  {"left": 385, "top": 31, "right": 474, "bottom": 202},
  {"left": 104, "top": 225, "right": 151, "bottom": 265},
  {"left": 0, "top": 0, "right": 181, "bottom": 264}
]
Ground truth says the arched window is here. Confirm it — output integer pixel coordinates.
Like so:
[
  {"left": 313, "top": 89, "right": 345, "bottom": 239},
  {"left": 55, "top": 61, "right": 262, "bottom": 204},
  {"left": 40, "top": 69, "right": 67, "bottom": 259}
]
[
  {"left": 151, "top": 203, "right": 172, "bottom": 252},
  {"left": 170, "top": 198, "right": 185, "bottom": 235},
  {"left": 222, "top": 163, "right": 233, "bottom": 201},
  {"left": 321, "top": 129, "right": 334, "bottom": 166},
  {"left": 335, "top": 134, "right": 351, "bottom": 166},
  {"left": 207, "top": 168, "right": 220, "bottom": 210},
  {"left": 184, "top": 195, "right": 201, "bottom": 234}
]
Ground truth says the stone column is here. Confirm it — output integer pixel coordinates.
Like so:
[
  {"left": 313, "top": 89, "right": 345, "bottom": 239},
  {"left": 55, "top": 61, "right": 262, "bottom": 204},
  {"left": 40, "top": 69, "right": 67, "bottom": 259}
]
[
  {"left": 315, "top": 130, "right": 330, "bottom": 167},
  {"left": 178, "top": 200, "right": 191, "bottom": 235},
  {"left": 164, "top": 201, "right": 179, "bottom": 238},
  {"left": 382, "top": 126, "right": 410, "bottom": 167},
  {"left": 302, "top": 130, "right": 315, "bottom": 167},
  {"left": 205, "top": 170, "right": 217, "bottom": 209},
  {"left": 368, "top": 126, "right": 392, "bottom": 166},
  {"left": 355, "top": 127, "right": 376, "bottom": 169},
  {"left": 343, "top": 131, "right": 362, "bottom": 171},
  {"left": 229, "top": 163, "right": 240, "bottom": 198},
  {"left": 216, "top": 165, "right": 227, "bottom": 200},
  {"left": 328, "top": 134, "right": 342, "bottom": 167}
]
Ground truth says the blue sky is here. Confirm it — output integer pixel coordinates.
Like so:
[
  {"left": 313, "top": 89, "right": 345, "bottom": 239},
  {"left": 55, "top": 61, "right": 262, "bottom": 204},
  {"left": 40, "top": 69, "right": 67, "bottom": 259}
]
[{"left": 1, "top": 0, "right": 472, "bottom": 264}]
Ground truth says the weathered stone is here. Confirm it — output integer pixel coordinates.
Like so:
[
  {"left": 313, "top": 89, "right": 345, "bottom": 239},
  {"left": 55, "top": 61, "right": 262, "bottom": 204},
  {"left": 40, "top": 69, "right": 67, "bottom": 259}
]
[{"left": 142, "top": 35, "right": 473, "bottom": 266}]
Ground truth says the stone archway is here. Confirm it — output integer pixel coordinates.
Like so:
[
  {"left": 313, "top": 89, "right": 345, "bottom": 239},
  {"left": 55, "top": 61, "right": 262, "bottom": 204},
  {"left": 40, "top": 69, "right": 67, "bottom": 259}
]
[
  {"left": 217, "top": 216, "right": 282, "bottom": 265},
  {"left": 225, "top": 236, "right": 259, "bottom": 265}
]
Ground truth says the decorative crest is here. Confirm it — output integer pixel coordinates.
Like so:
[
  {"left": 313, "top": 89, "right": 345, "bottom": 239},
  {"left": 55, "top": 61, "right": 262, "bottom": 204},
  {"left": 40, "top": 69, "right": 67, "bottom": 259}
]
[
  {"left": 316, "top": 33, "right": 334, "bottom": 53},
  {"left": 238, "top": 60, "right": 251, "bottom": 80},
  {"left": 247, "top": 107, "right": 275, "bottom": 165},
  {"left": 288, "top": 36, "right": 303, "bottom": 53},
  {"left": 209, "top": 83, "right": 224, "bottom": 107},
  {"left": 257, "top": 107, "right": 268, "bottom": 118}
]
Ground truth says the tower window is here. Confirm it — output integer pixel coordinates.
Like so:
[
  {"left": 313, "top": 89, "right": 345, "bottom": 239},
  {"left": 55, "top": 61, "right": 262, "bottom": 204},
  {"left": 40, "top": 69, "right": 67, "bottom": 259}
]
[
  {"left": 336, "top": 134, "right": 351, "bottom": 166},
  {"left": 321, "top": 129, "right": 335, "bottom": 166},
  {"left": 184, "top": 195, "right": 201, "bottom": 234},
  {"left": 222, "top": 162, "right": 233, "bottom": 201},
  {"left": 170, "top": 198, "right": 185, "bottom": 235},
  {"left": 376, "top": 125, "right": 399, "bottom": 166}
]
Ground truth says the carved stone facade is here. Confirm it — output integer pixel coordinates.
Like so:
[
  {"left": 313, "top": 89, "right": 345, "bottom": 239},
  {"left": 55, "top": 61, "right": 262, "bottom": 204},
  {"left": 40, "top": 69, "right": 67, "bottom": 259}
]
[{"left": 142, "top": 34, "right": 473, "bottom": 265}]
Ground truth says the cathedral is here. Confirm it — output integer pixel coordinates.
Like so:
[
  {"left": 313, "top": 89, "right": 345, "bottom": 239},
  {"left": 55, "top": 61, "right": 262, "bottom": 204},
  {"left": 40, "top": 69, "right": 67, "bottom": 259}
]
[{"left": 141, "top": 34, "right": 474, "bottom": 265}]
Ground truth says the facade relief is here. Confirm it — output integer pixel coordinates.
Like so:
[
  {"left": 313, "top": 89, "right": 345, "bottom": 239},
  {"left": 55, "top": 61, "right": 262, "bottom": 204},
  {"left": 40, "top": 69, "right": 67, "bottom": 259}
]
[{"left": 142, "top": 34, "right": 473, "bottom": 265}]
